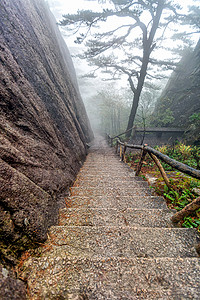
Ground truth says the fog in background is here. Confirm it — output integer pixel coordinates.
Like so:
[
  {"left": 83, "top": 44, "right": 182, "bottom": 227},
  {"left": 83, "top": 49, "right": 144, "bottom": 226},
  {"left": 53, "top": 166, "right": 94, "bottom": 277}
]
[{"left": 46, "top": 0, "right": 199, "bottom": 134}]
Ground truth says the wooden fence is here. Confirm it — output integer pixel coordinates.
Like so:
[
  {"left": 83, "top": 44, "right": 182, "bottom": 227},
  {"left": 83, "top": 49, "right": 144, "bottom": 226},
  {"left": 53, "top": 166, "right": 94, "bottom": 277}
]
[{"left": 106, "top": 133, "right": 200, "bottom": 241}]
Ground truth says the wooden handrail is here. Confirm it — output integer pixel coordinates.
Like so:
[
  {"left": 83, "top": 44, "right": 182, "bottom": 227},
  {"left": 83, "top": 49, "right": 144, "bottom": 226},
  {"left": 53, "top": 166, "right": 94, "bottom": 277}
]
[
  {"left": 110, "top": 125, "right": 136, "bottom": 140},
  {"left": 106, "top": 126, "right": 185, "bottom": 141},
  {"left": 171, "top": 197, "right": 200, "bottom": 223},
  {"left": 112, "top": 137, "right": 200, "bottom": 253},
  {"left": 114, "top": 138, "right": 200, "bottom": 180}
]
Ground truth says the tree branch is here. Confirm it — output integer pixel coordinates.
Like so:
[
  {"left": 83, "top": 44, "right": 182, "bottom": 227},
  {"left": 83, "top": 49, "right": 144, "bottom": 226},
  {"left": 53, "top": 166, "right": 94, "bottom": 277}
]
[{"left": 128, "top": 75, "right": 136, "bottom": 93}]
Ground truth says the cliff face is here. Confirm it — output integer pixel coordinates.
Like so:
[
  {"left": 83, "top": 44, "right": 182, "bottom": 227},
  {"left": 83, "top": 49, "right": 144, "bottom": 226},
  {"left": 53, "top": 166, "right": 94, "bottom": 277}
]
[
  {"left": 0, "top": 0, "right": 93, "bottom": 265},
  {"left": 152, "top": 40, "right": 200, "bottom": 139}
]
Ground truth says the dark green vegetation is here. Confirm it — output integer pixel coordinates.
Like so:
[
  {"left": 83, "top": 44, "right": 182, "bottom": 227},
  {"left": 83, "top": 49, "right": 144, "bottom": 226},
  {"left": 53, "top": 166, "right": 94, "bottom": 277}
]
[
  {"left": 155, "top": 143, "right": 200, "bottom": 170},
  {"left": 126, "top": 143, "right": 200, "bottom": 230},
  {"left": 152, "top": 41, "right": 200, "bottom": 145}
]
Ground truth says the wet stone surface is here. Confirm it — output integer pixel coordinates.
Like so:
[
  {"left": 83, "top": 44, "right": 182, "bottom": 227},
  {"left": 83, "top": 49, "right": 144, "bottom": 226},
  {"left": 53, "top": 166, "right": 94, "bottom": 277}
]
[{"left": 19, "top": 136, "right": 200, "bottom": 299}]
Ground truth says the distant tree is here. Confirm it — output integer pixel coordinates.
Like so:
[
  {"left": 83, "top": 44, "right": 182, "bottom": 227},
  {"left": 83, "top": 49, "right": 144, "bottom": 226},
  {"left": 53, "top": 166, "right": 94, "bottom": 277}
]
[
  {"left": 170, "top": 3, "right": 200, "bottom": 55},
  {"left": 183, "top": 4, "right": 200, "bottom": 32},
  {"left": 185, "top": 113, "right": 200, "bottom": 145},
  {"left": 60, "top": 0, "right": 196, "bottom": 137},
  {"left": 135, "top": 85, "right": 160, "bottom": 126},
  {"left": 96, "top": 88, "right": 131, "bottom": 135}
]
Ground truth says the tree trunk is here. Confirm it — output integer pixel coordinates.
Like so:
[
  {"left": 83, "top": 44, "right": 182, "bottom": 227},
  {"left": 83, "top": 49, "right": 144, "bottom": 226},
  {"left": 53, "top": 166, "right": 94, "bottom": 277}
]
[
  {"left": 126, "top": 92, "right": 140, "bottom": 138},
  {"left": 118, "top": 109, "right": 121, "bottom": 133},
  {"left": 126, "top": 59, "right": 148, "bottom": 138},
  {"left": 125, "top": 0, "right": 165, "bottom": 138},
  {"left": 171, "top": 196, "right": 200, "bottom": 223}
]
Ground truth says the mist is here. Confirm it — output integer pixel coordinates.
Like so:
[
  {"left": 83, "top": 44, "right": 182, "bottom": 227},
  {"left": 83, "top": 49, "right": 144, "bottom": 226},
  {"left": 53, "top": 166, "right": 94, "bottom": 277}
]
[
  {"left": 47, "top": 0, "right": 199, "bottom": 141},
  {"left": 1, "top": 1, "right": 200, "bottom": 297}
]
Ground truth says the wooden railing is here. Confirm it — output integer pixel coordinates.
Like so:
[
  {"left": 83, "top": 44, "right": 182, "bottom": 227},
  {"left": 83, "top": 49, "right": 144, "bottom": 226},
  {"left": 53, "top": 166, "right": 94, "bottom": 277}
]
[
  {"left": 106, "top": 133, "right": 200, "bottom": 238},
  {"left": 106, "top": 135, "right": 200, "bottom": 180},
  {"left": 107, "top": 126, "right": 185, "bottom": 144}
]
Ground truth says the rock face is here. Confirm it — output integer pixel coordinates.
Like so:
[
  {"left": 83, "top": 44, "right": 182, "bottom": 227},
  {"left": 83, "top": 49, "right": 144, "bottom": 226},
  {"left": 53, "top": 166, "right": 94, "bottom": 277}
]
[
  {"left": 0, "top": 0, "right": 93, "bottom": 265},
  {"left": 0, "top": 265, "right": 27, "bottom": 300},
  {"left": 152, "top": 40, "right": 200, "bottom": 137}
]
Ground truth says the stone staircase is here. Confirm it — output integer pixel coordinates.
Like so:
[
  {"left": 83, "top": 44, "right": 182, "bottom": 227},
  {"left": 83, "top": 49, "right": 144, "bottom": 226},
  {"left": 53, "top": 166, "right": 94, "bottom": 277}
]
[{"left": 20, "top": 137, "right": 200, "bottom": 299}]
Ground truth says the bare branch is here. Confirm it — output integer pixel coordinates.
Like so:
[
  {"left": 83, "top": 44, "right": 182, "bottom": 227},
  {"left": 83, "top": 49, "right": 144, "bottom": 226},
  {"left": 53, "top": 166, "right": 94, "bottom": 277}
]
[
  {"left": 148, "top": 58, "right": 179, "bottom": 68},
  {"left": 128, "top": 75, "right": 136, "bottom": 93}
]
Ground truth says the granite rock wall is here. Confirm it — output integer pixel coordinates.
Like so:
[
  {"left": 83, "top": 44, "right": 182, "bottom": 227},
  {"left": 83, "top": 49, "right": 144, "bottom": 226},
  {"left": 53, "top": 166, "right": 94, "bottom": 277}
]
[
  {"left": 0, "top": 0, "right": 93, "bottom": 266},
  {"left": 152, "top": 40, "right": 200, "bottom": 138}
]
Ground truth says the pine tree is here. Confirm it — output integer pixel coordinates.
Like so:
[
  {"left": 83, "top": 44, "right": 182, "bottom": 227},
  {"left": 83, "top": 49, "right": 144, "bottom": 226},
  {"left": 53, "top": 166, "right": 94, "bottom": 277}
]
[{"left": 60, "top": 0, "right": 197, "bottom": 137}]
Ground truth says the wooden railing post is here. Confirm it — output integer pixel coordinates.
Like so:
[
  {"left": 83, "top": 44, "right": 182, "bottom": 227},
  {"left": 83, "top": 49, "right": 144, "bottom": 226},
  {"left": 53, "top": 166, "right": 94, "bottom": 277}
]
[
  {"left": 108, "top": 135, "right": 200, "bottom": 180},
  {"left": 149, "top": 152, "right": 171, "bottom": 190},
  {"left": 116, "top": 140, "right": 118, "bottom": 154},
  {"left": 119, "top": 144, "right": 122, "bottom": 160},
  {"left": 196, "top": 243, "right": 200, "bottom": 255},
  {"left": 122, "top": 143, "right": 127, "bottom": 162},
  {"left": 171, "top": 196, "right": 200, "bottom": 223},
  {"left": 111, "top": 138, "right": 113, "bottom": 147},
  {"left": 135, "top": 148, "right": 147, "bottom": 176},
  {"left": 132, "top": 126, "right": 136, "bottom": 140}
]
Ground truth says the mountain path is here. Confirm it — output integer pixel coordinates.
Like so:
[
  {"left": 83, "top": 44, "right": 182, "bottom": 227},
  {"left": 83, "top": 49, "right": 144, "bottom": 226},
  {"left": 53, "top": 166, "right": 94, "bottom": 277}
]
[{"left": 19, "top": 136, "right": 200, "bottom": 299}]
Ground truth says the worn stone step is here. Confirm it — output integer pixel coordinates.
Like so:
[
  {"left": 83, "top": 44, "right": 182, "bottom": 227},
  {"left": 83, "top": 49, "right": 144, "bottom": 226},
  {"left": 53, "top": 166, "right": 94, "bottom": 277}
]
[
  {"left": 83, "top": 159, "right": 121, "bottom": 163},
  {"left": 81, "top": 164, "right": 129, "bottom": 169},
  {"left": 65, "top": 195, "right": 168, "bottom": 209},
  {"left": 22, "top": 257, "right": 200, "bottom": 299},
  {"left": 73, "top": 176, "right": 149, "bottom": 190},
  {"left": 73, "top": 180, "right": 149, "bottom": 189},
  {"left": 78, "top": 166, "right": 133, "bottom": 172},
  {"left": 77, "top": 172, "right": 135, "bottom": 177},
  {"left": 77, "top": 173, "right": 135, "bottom": 179},
  {"left": 59, "top": 208, "right": 175, "bottom": 228},
  {"left": 83, "top": 159, "right": 123, "bottom": 163},
  {"left": 49, "top": 226, "right": 199, "bottom": 258},
  {"left": 20, "top": 136, "right": 200, "bottom": 299},
  {"left": 78, "top": 171, "right": 133, "bottom": 177},
  {"left": 76, "top": 175, "right": 137, "bottom": 182},
  {"left": 70, "top": 186, "right": 153, "bottom": 197},
  {"left": 81, "top": 168, "right": 127, "bottom": 172},
  {"left": 74, "top": 178, "right": 140, "bottom": 184},
  {"left": 80, "top": 166, "right": 127, "bottom": 171}
]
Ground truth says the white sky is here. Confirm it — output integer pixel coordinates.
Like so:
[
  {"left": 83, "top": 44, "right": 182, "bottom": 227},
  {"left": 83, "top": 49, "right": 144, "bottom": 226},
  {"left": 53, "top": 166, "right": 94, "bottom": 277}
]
[
  {"left": 47, "top": 0, "right": 111, "bottom": 15},
  {"left": 47, "top": 0, "right": 198, "bottom": 59},
  {"left": 46, "top": 0, "right": 199, "bottom": 99},
  {"left": 47, "top": 0, "right": 194, "bottom": 18}
]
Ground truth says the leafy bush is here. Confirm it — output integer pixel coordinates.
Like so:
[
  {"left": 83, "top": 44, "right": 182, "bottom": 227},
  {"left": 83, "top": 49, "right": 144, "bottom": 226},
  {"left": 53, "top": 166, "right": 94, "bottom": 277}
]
[
  {"left": 182, "top": 217, "right": 200, "bottom": 229},
  {"left": 155, "top": 143, "right": 200, "bottom": 170},
  {"left": 156, "top": 177, "right": 200, "bottom": 230},
  {"left": 124, "top": 143, "right": 200, "bottom": 230},
  {"left": 185, "top": 112, "right": 200, "bottom": 144}
]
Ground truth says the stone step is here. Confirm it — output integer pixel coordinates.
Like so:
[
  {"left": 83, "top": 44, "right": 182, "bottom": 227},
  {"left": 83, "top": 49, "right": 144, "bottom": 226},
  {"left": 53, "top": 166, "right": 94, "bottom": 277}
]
[
  {"left": 59, "top": 208, "right": 175, "bottom": 228},
  {"left": 76, "top": 175, "right": 138, "bottom": 182},
  {"left": 23, "top": 257, "right": 200, "bottom": 299},
  {"left": 49, "top": 226, "right": 199, "bottom": 258},
  {"left": 73, "top": 180, "right": 149, "bottom": 189},
  {"left": 81, "top": 164, "right": 129, "bottom": 169},
  {"left": 20, "top": 137, "right": 200, "bottom": 299},
  {"left": 79, "top": 165, "right": 132, "bottom": 171},
  {"left": 65, "top": 195, "right": 168, "bottom": 209},
  {"left": 82, "top": 168, "right": 128, "bottom": 172},
  {"left": 70, "top": 186, "right": 153, "bottom": 197},
  {"left": 77, "top": 172, "right": 135, "bottom": 178},
  {"left": 80, "top": 166, "right": 128, "bottom": 170},
  {"left": 77, "top": 173, "right": 135, "bottom": 179},
  {"left": 78, "top": 171, "right": 133, "bottom": 177},
  {"left": 83, "top": 160, "right": 122, "bottom": 164},
  {"left": 81, "top": 159, "right": 127, "bottom": 164},
  {"left": 81, "top": 159, "right": 133, "bottom": 165}
]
